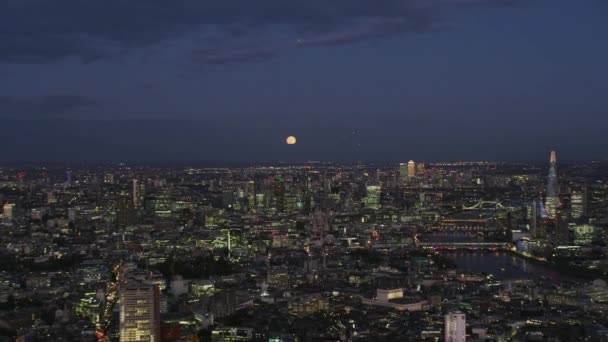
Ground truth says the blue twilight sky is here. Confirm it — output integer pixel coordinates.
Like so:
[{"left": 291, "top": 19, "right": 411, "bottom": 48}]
[{"left": 0, "top": 0, "right": 607, "bottom": 162}]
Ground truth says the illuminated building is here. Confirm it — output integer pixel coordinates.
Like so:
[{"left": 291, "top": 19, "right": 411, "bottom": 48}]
[
  {"left": 573, "top": 224, "right": 596, "bottom": 245},
  {"left": 132, "top": 178, "right": 146, "bottom": 210},
  {"left": 190, "top": 280, "right": 215, "bottom": 297},
  {"left": 360, "top": 288, "right": 425, "bottom": 311},
  {"left": 255, "top": 193, "right": 265, "bottom": 210},
  {"left": 364, "top": 184, "right": 381, "bottom": 210},
  {"left": 271, "top": 176, "right": 285, "bottom": 211},
  {"left": 119, "top": 284, "right": 161, "bottom": 342},
  {"left": 75, "top": 292, "right": 102, "bottom": 324},
  {"left": 416, "top": 162, "right": 425, "bottom": 176},
  {"left": 545, "top": 150, "right": 560, "bottom": 219},
  {"left": 590, "top": 181, "right": 608, "bottom": 218},
  {"left": 288, "top": 294, "right": 329, "bottom": 317},
  {"left": 407, "top": 160, "right": 416, "bottom": 178},
  {"left": 570, "top": 187, "right": 587, "bottom": 219},
  {"left": 267, "top": 268, "right": 290, "bottom": 288},
  {"left": 284, "top": 192, "right": 298, "bottom": 213},
  {"left": 2, "top": 203, "right": 15, "bottom": 224},
  {"left": 211, "top": 327, "right": 253, "bottom": 341},
  {"left": 302, "top": 168, "right": 313, "bottom": 211},
  {"left": 148, "top": 193, "right": 172, "bottom": 218},
  {"left": 530, "top": 200, "right": 539, "bottom": 238},
  {"left": 377, "top": 288, "right": 404, "bottom": 302},
  {"left": 247, "top": 180, "right": 256, "bottom": 210},
  {"left": 546, "top": 293, "right": 577, "bottom": 306},
  {"left": 399, "top": 163, "right": 408, "bottom": 180},
  {"left": 444, "top": 311, "right": 466, "bottom": 342}
]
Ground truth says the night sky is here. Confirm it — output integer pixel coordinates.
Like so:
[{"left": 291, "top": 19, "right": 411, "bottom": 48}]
[{"left": 1, "top": 0, "right": 607, "bottom": 162}]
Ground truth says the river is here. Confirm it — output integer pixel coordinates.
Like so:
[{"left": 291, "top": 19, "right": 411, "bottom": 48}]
[{"left": 439, "top": 250, "right": 582, "bottom": 283}]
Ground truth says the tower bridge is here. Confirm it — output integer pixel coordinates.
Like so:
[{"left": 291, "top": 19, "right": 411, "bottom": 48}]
[
  {"left": 462, "top": 200, "right": 504, "bottom": 210},
  {"left": 426, "top": 218, "right": 488, "bottom": 234}
]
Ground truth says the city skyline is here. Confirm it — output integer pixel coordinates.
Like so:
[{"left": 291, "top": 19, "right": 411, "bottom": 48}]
[{"left": 1, "top": 156, "right": 608, "bottom": 340}]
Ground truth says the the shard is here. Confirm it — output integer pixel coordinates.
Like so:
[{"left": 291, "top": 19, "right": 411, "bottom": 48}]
[{"left": 545, "top": 150, "right": 559, "bottom": 218}]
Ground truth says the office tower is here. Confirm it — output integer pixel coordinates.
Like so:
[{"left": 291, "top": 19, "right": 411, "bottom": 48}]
[
  {"left": 530, "top": 200, "right": 538, "bottom": 238},
  {"left": 247, "top": 180, "right": 256, "bottom": 210},
  {"left": 285, "top": 192, "right": 298, "bottom": 214},
  {"left": 407, "top": 160, "right": 416, "bottom": 178},
  {"left": 302, "top": 168, "right": 312, "bottom": 212},
  {"left": 571, "top": 187, "right": 588, "bottom": 219},
  {"left": 545, "top": 150, "right": 559, "bottom": 219},
  {"left": 119, "top": 284, "right": 160, "bottom": 342},
  {"left": 590, "top": 182, "right": 608, "bottom": 218},
  {"left": 399, "top": 163, "right": 408, "bottom": 180},
  {"left": 2, "top": 203, "right": 15, "bottom": 224},
  {"left": 364, "top": 184, "right": 381, "bottom": 210},
  {"left": 66, "top": 169, "right": 72, "bottom": 185},
  {"left": 132, "top": 178, "right": 139, "bottom": 207},
  {"left": 445, "top": 311, "right": 466, "bottom": 342},
  {"left": 116, "top": 193, "right": 135, "bottom": 227},
  {"left": 132, "top": 178, "right": 146, "bottom": 210},
  {"left": 416, "top": 162, "right": 425, "bottom": 176},
  {"left": 555, "top": 214, "right": 570, "bottom": 245},
  {"left": 272, "top": 175, "right": 285, "bottom": 211},
  {"left": 573, "top": 224, "right": 596, "bottom": 245}
]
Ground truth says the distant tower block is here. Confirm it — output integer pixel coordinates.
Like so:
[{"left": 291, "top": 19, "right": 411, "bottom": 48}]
[
  {"left": 66, "top": 170, "right": 72, "bottom": 185},
  {"left": 545, "top": 150, "right": 559, "bottom": 219},
  {"left": 399, "top": 163, "right": 407, "bottom": 180},
  {"left": 132, "top": 178, "right": 138, "bottom": 207},
  {"left": 407, "top": 160, "right": 416, "bottom": 178}
]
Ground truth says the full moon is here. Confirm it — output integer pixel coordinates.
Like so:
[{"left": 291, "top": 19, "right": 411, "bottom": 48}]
[{"left": 286, "top": 136, "right": 297, "bottom": 145}]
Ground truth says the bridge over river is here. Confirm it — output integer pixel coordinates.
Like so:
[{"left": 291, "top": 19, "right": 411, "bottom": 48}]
[{"left": 416, "top": 233, "right": 512, "bottom": 250}]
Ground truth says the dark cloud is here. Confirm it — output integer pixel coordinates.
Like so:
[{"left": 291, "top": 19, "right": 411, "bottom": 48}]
[
  {"left": 191, "top": 47, "right": 277, "bottom": 66},
  {"left": 0, "top": 0, "right": 530, "bottom": 64},
  {"left": 295, "top": 17, "right": 445, "bottom": 47},
  {"left": 0, "top": 94, "right": 98, "bottom": 117}
]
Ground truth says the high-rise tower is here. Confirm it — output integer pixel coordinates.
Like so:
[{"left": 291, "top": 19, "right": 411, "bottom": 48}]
[
  {"left": 399, "top": 163, "right": 407, "bottom": 180},
  {"left": 407, "top": 160, "right": 416, "bottom": 178},
  {"left": 66, "top": 169, "right": 72, "bottom": 185},
  {"left": 530, "top": 199, "right": 538, "bottom": 238},
  {"left": 132, "top": 178, "right": 146, "bottom": 210},
  {"left": 271, "top": 175, "right": 285, "bottom": 212},
  {"left": 445, "top": 311, "right": 466, "bottom": 342},
  {"left": 119, "top": 284, "right": 160, "bottom": 342},
  {"left": 545, "top": 150, "right": 559, "bottom": 219}
]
